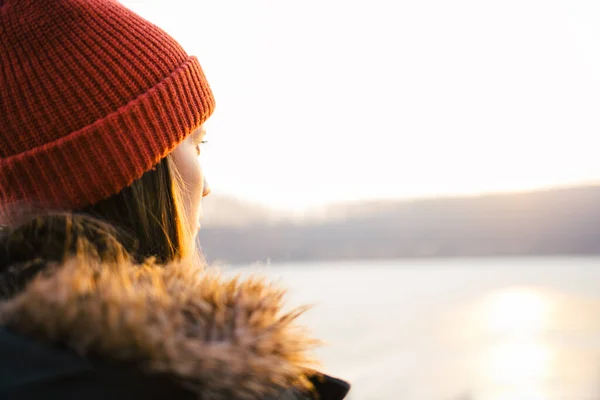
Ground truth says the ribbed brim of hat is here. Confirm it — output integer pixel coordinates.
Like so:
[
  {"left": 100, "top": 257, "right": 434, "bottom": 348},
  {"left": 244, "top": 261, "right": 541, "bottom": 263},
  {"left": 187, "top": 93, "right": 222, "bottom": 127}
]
[{"left": 0, "top": 56, "right": 215, "bottom": 219}]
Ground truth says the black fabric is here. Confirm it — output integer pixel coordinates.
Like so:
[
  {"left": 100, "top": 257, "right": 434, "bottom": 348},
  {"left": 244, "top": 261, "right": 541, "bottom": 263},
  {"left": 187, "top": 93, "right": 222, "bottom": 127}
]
[
  {"left": 0, "top": 328, "right": 92, "bottom": 391},
  {"left": 307, "top": 374, "right": 351, "bottom": 400},
  {"left": 0, "top": 329, "right": 193, "bottom": 399},
  {"left": 0, "top": 329, "right": 351, "bottom": 399}
]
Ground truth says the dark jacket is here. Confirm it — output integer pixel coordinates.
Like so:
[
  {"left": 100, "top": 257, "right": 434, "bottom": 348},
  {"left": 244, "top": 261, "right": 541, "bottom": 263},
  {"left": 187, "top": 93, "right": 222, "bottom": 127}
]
[{"left": 0, "top": 258, "right": 350, "bottom": 399}]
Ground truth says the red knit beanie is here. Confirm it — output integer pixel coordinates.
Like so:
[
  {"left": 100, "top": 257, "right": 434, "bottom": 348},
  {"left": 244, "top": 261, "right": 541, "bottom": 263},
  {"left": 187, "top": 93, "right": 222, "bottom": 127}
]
[{"left": 0, "top": 0, "right": 215, "bottom": 221}]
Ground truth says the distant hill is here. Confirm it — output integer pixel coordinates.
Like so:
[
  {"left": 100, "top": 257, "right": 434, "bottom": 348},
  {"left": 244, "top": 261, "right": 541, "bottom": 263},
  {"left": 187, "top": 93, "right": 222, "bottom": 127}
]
[
  {"left": 200, "top": 195, "right": 280, "bottom": 227},
  {"left": 198, "top": 186, "right": 600, "bottom": 264}
]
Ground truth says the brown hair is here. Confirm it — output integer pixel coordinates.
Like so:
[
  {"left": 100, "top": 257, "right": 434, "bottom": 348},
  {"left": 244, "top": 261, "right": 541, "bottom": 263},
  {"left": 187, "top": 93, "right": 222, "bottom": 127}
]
[
  {"left": 0, "top": 155, "right": 193, "bottom": 297},
  {"left": 79, "top": 155, "right": 192, "bottom": 264}
]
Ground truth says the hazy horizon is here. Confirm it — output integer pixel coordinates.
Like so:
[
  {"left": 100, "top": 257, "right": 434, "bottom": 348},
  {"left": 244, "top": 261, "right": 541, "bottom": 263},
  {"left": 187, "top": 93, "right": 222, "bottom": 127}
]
[
  {"left": 204, "top": 179, "right": 600, "bottom": 215},
  {"left": 122, "top": 0, "right": 600, "bottom": 211},
  {"left": 199, "top": 184, "right": 600, "bottom": 263}
]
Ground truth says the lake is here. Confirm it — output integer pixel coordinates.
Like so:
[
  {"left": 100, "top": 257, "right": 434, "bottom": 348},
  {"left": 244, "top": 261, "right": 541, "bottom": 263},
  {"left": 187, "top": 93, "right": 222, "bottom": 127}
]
[{"left": 222, "top": 257, "right": 600, "bottom": 400}]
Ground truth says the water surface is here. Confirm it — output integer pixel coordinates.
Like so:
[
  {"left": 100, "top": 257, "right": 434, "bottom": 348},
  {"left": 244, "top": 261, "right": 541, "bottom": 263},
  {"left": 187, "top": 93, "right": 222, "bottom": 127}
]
[{"left": 224, "top": 257, "right": 600, "bottom": 400}]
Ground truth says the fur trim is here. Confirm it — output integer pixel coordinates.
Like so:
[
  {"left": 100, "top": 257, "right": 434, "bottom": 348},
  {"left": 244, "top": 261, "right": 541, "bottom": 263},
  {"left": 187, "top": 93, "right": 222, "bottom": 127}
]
[{"left": 0, "top": 256, "right": 318, "bottom": 399}]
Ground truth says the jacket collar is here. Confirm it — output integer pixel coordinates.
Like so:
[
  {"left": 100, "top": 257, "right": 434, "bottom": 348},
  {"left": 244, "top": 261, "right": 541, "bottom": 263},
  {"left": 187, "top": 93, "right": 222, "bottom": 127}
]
[
  {"left": 307, "top": 374, "right": 351, "bottom": 400},
  {"left": 0, "top": 256, "right": 349, "bottom": 399}
]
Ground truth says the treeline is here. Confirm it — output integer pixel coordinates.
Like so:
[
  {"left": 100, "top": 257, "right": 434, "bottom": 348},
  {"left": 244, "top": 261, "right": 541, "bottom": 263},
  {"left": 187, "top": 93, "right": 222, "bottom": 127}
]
[{"left": 198, "top": 186, "right": 600, "bottom": 264}]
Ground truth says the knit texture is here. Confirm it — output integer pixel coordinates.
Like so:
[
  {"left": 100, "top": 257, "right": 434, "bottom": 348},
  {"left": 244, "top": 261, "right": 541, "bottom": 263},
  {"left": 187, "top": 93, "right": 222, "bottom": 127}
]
[{"left": 0, "top": 0, "right": 215, "bottom": 221}]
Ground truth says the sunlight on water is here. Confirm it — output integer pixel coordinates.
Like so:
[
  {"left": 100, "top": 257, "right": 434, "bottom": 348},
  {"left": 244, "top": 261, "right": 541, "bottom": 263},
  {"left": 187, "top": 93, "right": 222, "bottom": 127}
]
[
  {"left": 488, "top": 387, "right": 549, "bottom": 400},
  {"left": 487, "top": 340, "right": 551, "bottom": 389},
  {"left": 483, "top": 288, "right": 549, "bottom": 335},
  {"left": 478, "top": 288, "right": 553, "bottom": 400},
  {"left": 232, "top": 258, "right": 600, "bottom": 399}
]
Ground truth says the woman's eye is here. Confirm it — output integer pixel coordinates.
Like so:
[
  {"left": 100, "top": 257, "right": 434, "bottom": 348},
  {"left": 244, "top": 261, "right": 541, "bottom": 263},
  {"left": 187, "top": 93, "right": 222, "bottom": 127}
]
[{"left": 195, "top": 140, "right": 207, "bottom": 156}]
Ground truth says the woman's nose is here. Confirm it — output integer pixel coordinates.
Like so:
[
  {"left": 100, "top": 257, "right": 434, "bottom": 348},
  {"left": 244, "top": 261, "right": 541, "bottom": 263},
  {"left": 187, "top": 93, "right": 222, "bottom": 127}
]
[{"left": 202, "top": 178, "right": 211, "bottom": 197}]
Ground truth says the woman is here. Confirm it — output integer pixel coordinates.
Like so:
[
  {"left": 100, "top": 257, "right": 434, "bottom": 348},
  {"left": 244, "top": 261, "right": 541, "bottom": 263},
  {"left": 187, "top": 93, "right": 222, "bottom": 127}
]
[{"left": 0, "top": 0, "right": 350, "bottom": 399}]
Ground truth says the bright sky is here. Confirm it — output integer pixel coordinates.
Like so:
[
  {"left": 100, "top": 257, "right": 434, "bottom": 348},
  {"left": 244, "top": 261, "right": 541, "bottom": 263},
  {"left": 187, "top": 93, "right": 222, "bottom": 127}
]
[{"left": 123, "top": 0, "right": 600, "bottom": 211}]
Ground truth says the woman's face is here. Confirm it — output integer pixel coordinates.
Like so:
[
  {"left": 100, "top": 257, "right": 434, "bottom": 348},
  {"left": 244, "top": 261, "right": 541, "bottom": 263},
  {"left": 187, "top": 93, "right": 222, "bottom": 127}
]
[{"left": 170, "top": 125, "right": 210, "bottom": 240}]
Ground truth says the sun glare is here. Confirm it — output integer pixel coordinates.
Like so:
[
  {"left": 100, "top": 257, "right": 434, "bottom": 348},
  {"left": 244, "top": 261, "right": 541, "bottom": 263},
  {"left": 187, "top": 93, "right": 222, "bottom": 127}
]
[
  {"left": 484, "top": 288, "right": 549, "bottom": 335},
  {"left": 476, "top": 288, "right": 554, "bottom": 400},
  {"left": 488, "top": 340, "right": 551, "bottom": 385},
  {"left": 489, "top": 387, "right": 550, "bottom": 400}
]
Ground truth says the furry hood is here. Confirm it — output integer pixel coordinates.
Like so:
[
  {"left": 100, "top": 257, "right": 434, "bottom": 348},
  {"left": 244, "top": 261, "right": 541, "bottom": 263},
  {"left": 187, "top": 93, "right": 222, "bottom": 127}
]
[{"left": 0, "top": 256, "right": 319, "bottom": 399}]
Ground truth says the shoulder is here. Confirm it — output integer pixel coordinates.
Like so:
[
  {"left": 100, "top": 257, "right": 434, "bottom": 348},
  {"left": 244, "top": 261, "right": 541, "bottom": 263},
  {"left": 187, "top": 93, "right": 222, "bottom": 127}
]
[
  {"left": 0, "top": 329, "right": 350, "bottom": 400},
  {"left": 0, "top": 328, "right": 192, "bottom": 400},
  {"left": 0, "top": 256, "right": 352, "bottom": 399}
]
